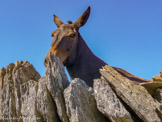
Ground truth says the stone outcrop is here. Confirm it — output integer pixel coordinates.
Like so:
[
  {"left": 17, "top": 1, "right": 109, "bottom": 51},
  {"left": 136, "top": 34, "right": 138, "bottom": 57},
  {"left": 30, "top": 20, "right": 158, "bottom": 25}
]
[
  {"left": 20, "top": 80, "right": 42, "bottom": 122},
  {"left": 45, "top": 53, "right": 69, "bottom": 122},
  {"left": 64, "top": 78, "right": 108, "bottom": 122},
  {"left": 94, "top": 78, "right": 133, "bottom": 122},
  {"left": 0, "top": 61, "right": 40, "bottom": 121},
  {"left": 152, "top": 71, "right": 162, "bottom": 82},
  {"left": 100, "top": 65, "right": 161, "bottom": 122},
  {"left": 154, "top": 88, "right": 162, "bottom": 103},
  {"left": 0, "top": 53, "right": 162, "bottom": 122}
]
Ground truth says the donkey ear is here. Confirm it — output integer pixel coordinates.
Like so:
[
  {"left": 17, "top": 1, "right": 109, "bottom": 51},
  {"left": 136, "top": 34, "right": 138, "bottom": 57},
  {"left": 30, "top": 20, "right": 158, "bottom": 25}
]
[
  {"left": 53, "top": 15, "right": 64, "bottom": 28},
  {"left": 74, "top": 6, "right": 91, "bottom": 28}
]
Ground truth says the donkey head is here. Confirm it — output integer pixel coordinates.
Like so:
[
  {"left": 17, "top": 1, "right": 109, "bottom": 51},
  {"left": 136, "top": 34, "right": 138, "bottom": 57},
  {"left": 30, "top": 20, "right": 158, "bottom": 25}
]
[{"left": 44, "top": 7, "right": 90, "bottom": 67}]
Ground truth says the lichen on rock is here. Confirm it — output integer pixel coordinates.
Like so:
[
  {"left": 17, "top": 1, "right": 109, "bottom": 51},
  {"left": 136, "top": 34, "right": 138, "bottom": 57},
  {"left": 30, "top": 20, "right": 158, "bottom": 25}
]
[{"left": 152, "top": 71, "right": 162, "bottom": 82}]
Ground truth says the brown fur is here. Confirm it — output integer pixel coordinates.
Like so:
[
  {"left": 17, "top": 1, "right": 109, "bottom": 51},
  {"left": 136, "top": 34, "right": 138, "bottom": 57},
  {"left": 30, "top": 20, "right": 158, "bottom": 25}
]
[{"left": 44, "top": 6, "right": 151, "bottom": 87}]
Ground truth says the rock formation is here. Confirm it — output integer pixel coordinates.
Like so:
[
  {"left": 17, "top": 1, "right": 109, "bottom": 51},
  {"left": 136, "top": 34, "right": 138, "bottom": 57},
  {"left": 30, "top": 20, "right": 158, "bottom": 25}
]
[
  {"left": 0, "top": 53, "right": 162, "bottom": 122},
  {"left": 94, "top": 78, "right": 133, "bottom": 122},
  {"left": 152, "top": 71, "right": 162, "bottom": 82},
  {"left": 64, "top": 78, "right": 108, "bottom": 122}
]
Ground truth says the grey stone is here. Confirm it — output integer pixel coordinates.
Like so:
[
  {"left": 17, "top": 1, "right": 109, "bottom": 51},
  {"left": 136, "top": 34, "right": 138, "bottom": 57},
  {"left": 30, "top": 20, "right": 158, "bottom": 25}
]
[
  {"left": 45, "top": 52, "right": 69, "bottom": 122},
  {"left": 0, "top": 54, "right": 69, "bottom": 122},
  {"left": 36, "top": 76, "right": 61, "bottom": 122},
  {"left": 0, "top": 63, "right": 15, "bottom": 122},
  {"left": 20, "top": 80, "right": 43, "bottom": 122},
  {"left": 154, "top": 88, "right": 162, "bottom": 103},
  {"left": 64, "top": 78, "right": 108, "bottom": 122},
  {"left": 13, "top": 61, "right": 41, "bottom": 120},
  {"left": 94, "top": 78, "right": 133, "bottom": 122},
  {"left": 1, "top": 52, "right": 161, "bottom": 122},
  {"left": 155, "top": 101, "right": 162, "bottom": 121},
  {"left": 100, "top": 65, "right": 161, "bottom": 122},
  {"left": 153, "top": 88, "right": 162, "bottom": 120},
  {"left": 0, "top": 61, "right": 41, "bottom": 122}
]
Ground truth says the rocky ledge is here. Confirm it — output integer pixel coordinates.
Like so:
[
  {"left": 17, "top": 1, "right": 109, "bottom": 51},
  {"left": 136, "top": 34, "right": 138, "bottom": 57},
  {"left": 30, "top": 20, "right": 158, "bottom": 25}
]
[{"left": 0, "top": 53, "right": 162, "bottom": 122}]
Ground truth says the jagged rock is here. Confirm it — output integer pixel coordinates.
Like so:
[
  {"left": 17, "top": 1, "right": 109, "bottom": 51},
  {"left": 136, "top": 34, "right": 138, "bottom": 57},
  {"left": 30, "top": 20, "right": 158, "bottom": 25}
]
[
  {"left": 94, "top": 78, "right": 133, "bottom": 122},
  {"left": 64, "top": 78, "right": 108, "bottom": 122},
  {"left": 0, "top": 63, "right": 15, "bottom": 121},
  {"left": 13, "top": 61, "right": 41, "bottom": 119},
  {"left": 141, "top": 82, "right": 162, "bottom": 96},
  {"left": 140, "top": 81, "right": 162, "bottom": 120},
  {"left": 0, "top": 67, "right": 6, "bottom": 89},
  {"left": 13, "top": 61, "right": 41, "bottom": 84},
  {"left": 0, "top": 53, "right": 69, "bottom": 122},
  {"left": 0, "top": 53, "right": 70, "bottom": 122},
  {"left": 36, "top": 76, "right": 61, "bottom": 122},
  {"left": 152, "top": 71, "right": 162, "bottom": 82},
  {"left": 45, "top": 52, "right": 69, "bottom": 122},
  {"left": 154, "top": 88, "right": 162, "bottom": 103},
  {"left": 154, "top": 88, "right": 162, "bottom": 120},
  {"left": 19, "top": 53, "right": 70, "bottom": 122},
  {"left": 100, "top": 65, "right": 161, "bottom": 122},
  {"left": 20, "top": 80, "right": 43, "bottom": 122},
  {"left": 1, "top": 52, "right": 162, "bottom": 122},
  {"left": 155, "top": 100, "right": 162, "bottom": 121},
  {"left": 0, "top": 67, "right": 6, "bottom": 118},
  {"left": 0, "top": 61, "right": 40, "bottom": 121}
]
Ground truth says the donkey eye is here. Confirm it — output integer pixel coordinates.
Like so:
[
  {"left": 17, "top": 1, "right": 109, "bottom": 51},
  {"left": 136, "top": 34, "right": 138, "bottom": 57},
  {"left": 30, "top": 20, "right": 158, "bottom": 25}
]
[{"left": 69, "top": 34, "right": 75, "bottom": 38}]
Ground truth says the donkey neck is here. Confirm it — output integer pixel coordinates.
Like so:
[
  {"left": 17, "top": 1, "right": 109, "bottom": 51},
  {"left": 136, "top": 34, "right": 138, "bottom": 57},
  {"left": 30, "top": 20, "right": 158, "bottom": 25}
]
[
  {"left": 66, "top": 34, "right": 106, "bottom": 86},
  {"left": 76, "top": 34, "right": 95, "bottom": 64}
]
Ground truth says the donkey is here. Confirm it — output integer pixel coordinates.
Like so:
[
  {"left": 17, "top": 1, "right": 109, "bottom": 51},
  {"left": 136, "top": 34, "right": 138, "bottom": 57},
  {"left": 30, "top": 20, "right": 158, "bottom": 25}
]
[{"left": 44, "top": 6, "right": 151, "bottom": 87}]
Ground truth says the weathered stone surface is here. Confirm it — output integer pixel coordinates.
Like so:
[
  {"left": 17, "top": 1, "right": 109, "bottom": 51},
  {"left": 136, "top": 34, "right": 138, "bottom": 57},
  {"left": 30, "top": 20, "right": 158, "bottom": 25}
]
[
  {"left": 20, "top": 80, "right": 42, "bottom": 122},
  {"left": 0, "top": 67, "right": 6, "bottom": 117},
  {"left": 155, "top": 100, "right": 162, "bottom": 121},
  {"left": 35, "top": 53, "right": 69, "bottom": 122},
  {"left": 141, "top": 82, "right": 162, "bottom": 96},
  {"left": 13, "top": 61, "right": 41, "bottom": 84},
  {"left": 1, "top": 52, "right": 162, "bottom": 122},
  {"left": 100, "top": 65, "right": 161, "bottom": 122},
  {"left": 154, "top": 88, "right": 162, "bottom": 120},
  {"left": 0, "top": 54, "right": 69, "bottom": 122},
  {"left": 94, "top": 78, "right": 133, "bottom": 122},
  {"left": 64, "top": 78, "right": 108, "bottom": 122},
  {"left": 45, "top": 52, "right": 69, "bottom": 122},
  {"left": 0, "top": 67, "right": 6, "bottom": 89},
  {"left": 13, "top": 61, "right": 41, "bottom": 120},
  {"left": 154, "top": 88, "right": 162, "bottom": 103},
  {"left": 36, "top": 76, "right": 61, "bottom": 122},
  {"left": 140, "top": 79, "right": 162, "bottom": 120},
  {"left": 0, "top": 61, "right": 41, "bottom": 121},
  {"left": 160, "top": 71, "right": 162, "bottom": 77},
  {"left": 0, "top": 63, "right": 15, "bottom": 121},
  {"left": 152, "top": 71, "right": 162, "bottom": 82},
  {"left": 46, "top": 52, "right": 69, "bottom": 90}
]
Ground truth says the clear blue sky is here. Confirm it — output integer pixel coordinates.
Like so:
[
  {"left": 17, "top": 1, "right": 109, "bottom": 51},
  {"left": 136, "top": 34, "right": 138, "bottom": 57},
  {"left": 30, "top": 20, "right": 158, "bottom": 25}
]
[{"left": 0, "top": 0, "right": 162, "bottom": 80}]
